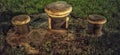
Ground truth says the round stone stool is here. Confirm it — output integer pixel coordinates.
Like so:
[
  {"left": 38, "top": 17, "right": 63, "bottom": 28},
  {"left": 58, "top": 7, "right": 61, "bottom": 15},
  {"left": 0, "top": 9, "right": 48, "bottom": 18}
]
[
  {"left": 6, "top": 15, "right": 31, "bottom": 47},
  {"left": 11, "top": 15, "right": 31, "bottom": 34},
  {"left": 87, "top": 15, "right": 107, "bottom": 37}
]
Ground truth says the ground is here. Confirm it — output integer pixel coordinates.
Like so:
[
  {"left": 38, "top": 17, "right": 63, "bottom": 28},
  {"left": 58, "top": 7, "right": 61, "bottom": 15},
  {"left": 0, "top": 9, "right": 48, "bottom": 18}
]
[{"left": 0, "top": 0, "right": 120, "bottom": 55}]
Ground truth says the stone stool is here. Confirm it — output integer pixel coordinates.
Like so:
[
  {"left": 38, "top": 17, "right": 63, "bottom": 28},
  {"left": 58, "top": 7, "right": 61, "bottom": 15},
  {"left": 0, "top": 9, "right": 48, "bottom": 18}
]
[
  {"left": 87, "top": 15, "right": 107, "bottom": 36},
  {"left": 6, "top": 15, "right": 45, "bottom": 54},
  {"left": 11, "top": 15, "right": 31, "bottom": 34},
  {"left": 45, "top": 1, "right": 72, "bottom": 33},
  {"left": 6, "top": 15, "right": 31, "bottom": 47}
]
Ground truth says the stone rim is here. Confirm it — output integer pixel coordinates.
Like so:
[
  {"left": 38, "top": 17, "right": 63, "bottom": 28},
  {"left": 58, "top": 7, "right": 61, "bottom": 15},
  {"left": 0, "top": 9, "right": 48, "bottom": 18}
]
[
  {"left": 45, "top": 1, "right": 72, "bottom": 18},
  {"left": 87, "top": 15, "right": 107, "bottom": 24},
  {"left": 12, "top": 15, "right": 31, "bottom": 25}
]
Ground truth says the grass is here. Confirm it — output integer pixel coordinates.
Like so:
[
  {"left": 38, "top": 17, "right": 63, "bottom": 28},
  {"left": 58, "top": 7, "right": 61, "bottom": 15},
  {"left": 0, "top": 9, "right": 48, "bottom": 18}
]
[
  {"left": 0, "top": 0, "right": 120, "bottom": 30},
  {"left": 0, "top": 0, "right": 120, "bottom": 55}
]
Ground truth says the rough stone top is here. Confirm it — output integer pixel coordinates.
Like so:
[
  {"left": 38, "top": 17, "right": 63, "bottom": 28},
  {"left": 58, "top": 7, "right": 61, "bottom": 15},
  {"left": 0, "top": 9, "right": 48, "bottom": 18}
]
[
  {"left": 45, "top": 1, "right": 72, "bottom": 18},
  {"left": 87, "top": 15, "right": 107, "bottom": 24},
  {"left": 12, "top": 15, "right": 31, "bottom": 25}
]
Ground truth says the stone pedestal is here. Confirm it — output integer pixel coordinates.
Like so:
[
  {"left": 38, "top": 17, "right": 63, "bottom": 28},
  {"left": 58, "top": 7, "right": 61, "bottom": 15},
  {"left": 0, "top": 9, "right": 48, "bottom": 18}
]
[{"left": 45, "top": 1, "right": 72, "bottom": 33}]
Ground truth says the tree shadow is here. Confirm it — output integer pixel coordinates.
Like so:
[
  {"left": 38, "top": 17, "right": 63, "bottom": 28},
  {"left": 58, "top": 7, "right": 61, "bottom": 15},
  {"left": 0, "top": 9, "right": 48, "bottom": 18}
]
[{"left": 89, "top": 30, "right": 120, "bottom": 55}]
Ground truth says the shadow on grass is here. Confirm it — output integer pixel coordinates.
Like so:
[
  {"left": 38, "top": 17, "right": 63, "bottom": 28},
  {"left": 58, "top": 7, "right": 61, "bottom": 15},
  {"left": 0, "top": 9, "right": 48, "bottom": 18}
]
[{"left": 88, "top": 30, "right": 120, "bottom": 55}]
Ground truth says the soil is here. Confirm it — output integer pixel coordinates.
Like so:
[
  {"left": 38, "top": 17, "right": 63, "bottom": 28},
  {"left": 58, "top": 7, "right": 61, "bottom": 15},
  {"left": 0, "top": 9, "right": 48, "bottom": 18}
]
[{"left": 0, "top": 13, "right": 120, "bottom": 55}]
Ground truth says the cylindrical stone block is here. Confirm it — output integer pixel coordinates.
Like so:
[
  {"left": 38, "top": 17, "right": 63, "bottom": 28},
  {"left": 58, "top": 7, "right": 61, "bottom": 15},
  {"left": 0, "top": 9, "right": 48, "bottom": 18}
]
[
  {"left": 11, "top": 15, "right": 31, "bottom": 34},
  {"left": 87, "top": 15, "right": 107, "bottom": 36},
  {"left": 45, "top": 1, "right": 72, "bottom": 30}
]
